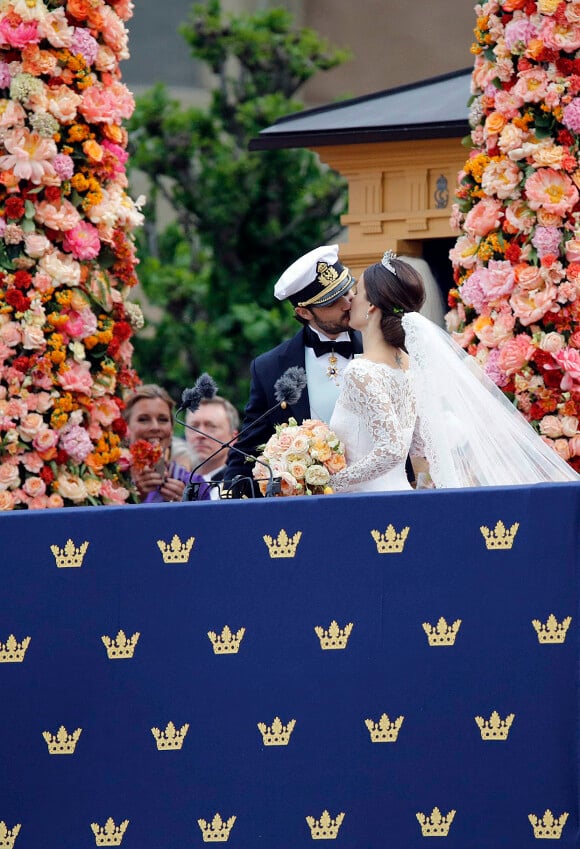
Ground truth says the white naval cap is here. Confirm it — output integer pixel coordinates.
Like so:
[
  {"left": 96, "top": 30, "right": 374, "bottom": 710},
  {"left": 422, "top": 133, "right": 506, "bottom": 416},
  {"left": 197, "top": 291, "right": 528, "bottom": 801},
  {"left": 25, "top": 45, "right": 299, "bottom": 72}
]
[{"left": 273, "top": 244, "right": 354, "bottom": 308}]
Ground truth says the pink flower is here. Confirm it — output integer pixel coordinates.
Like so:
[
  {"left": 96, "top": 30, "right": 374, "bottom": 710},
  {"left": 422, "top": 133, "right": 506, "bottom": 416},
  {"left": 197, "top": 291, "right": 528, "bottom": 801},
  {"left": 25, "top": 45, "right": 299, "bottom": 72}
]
[
  {"left": 0, "top": 17, "right": 39, "bottom": 48},
  {"left": 100, "top": 479, "right": 130, "bottom": 504},
  {"left": 18, "top": 412, "right": 44, "bottom": 441},
  {"left": 59, "top": 424, "right": 93, "bottom": 463},
  {"left": 464, "top": 198, "right": 503, "bottom": 237},
  {"left": 482, "top": 158, "right": 522, "bottom": 199},
  {"left": 35, "top": 198, "right": 81, "bottom": 231},
  {"left": 563, "top": 97, "right": 580, "bottom": 133},
  {"left": 62, "top": 221, "right": 101, "bottom": 260},
  {"left": 504, "top": 18, "right": 539, "bottom": 52},
  {"left": 497, "top": 334, "right": 536, "bottom": 375},
  {"left": 62, "top": 308, "right": 97, "bottom": 340},
  {"left": 510, "top": 281, "right": 558, "bottom": 325},
  {"left": 79, "top": 81, "right": 134, "bottom": 125},
  {"left": 482, "top": 260, "right": 516, "bottom": 299},
  {"left": 32, "top": 428, "right": 58, "bottom": 453},
  {"left": 22, "top": 476, "right": 46, "bottom": 498},
  {"left": 513, "top": 69, "right": 549, "bottom": 103},
  {"left": 46, "top": 85, "right": 81, "bottom": 123},
  {"left": 37, "top": 8, "right": 74, "bottom": 49},
  {"left": 552, "top": 348, "right": 580, "bottom": 390},
  {"left": 52, "top": 153, "right": 74, "bottom": 181},
  {"left": 532, "top": 225, "right": 561, "bottom": 257},
  {"left": 71, "top": 27, "right": 99, "bottom": 65},
  {"left": 0, "top": 461, "right": 20, "bottom": 490},
  {"left": 0, "top": 322, "right": 22, "bottom": 347},
  {"left": 542, "top": 18, "right": 580, "bottom": 51},
  {"left": 21, "top": 451, "right": 44, "bottom": 473},
  {"left": 57, "top": 360, "right": 94, "bottom": 394},
  {"left": 525, "top": 169, "right": 579, "bottom": 217},
  {"left": 0, "top": 128, "right": 57, "bottom": 184}
]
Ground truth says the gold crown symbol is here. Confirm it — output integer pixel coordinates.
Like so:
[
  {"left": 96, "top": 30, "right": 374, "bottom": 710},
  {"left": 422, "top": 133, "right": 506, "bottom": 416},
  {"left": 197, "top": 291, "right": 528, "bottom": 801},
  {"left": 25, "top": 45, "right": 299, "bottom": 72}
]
[
  {"left": 42, "top": 726, "right": 82, "bottom": 755},
  {"left": 263, "top": 529, "right": 302, "bottom": 558},
  {"left": 416, "top": 807, "right": 456, "bottom": 837},
  {"left": 208, "top": 625, "right": 245, "bottom": 654},
  {"left": 306, "top": 810, "right": 345, "bottom": 840},
  {"left": 528, "top": 810, "right": 569, "bottom": 839},
  {"left": 475, "top": 711, "right": 515, "bottom": 741},
  {"left": 91, "top": 818, "right": 129, "bottom": 846},
  {"left": 151, "top": 721, "right": 189, "bottom": 751},
  {"left": 365, "top": 714, "right": 404, "bottom": 743},
  {"left": 422, "top": 617, "right": 461, "bottom": 646},
  {"left": 197, "top": 813, "right": 236, "bottom": 843},
  {"left": 0, "top": 822, "right": 21, "bottom": 849},
  {"left": 315, "top": 620, "right": 353, "bottom": 650},
  {"left": 257, "top": 716, "right": 296, "bottom": 746},
  {"left": 156, "top": 535, "right": 195, "bottom": 563},
  {"left": 0, "top": 634, "right": 30, "bottom": 663},
  {"left": 371, "top": 525, "right": 410, "bottom": 554},
  {"left": 532, "top": 615, "right": 572, "bottom": 644},
  {"left": 480, "top": 520, "right": 519, "bottom": 550},
  {"left": 50, "top": 538, "right": 89, "bottom": 568},
  {"left": 101, "top": 630, "right": 140, "bottom": 659}
]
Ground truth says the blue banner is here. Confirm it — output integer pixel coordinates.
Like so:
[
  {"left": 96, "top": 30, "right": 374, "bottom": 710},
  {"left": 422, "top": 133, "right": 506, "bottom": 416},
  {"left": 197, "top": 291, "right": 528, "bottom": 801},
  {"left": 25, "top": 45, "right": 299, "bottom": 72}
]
[{"left": 1, "top": 482, "right": 578, "bottom": 848}]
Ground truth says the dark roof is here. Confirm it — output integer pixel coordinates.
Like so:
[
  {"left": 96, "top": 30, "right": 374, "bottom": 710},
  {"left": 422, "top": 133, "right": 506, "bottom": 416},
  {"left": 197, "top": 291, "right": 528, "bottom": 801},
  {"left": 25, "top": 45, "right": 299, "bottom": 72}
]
[{"left": 249, "top": 68, "right": 472, "bottom": 151}]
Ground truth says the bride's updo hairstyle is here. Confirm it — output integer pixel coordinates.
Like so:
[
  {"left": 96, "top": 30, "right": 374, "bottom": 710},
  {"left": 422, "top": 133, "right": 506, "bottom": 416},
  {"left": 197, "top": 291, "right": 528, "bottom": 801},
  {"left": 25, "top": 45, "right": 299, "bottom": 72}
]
[{"left": 364, "top": 251, "right": 426, "bottom": 349}]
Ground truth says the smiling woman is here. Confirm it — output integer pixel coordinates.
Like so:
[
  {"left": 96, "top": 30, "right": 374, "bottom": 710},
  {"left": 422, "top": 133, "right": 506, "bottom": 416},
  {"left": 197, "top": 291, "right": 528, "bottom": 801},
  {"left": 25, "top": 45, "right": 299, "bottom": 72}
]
[{"left": 123, "top": 385, "right": 210, "bottom": 503}]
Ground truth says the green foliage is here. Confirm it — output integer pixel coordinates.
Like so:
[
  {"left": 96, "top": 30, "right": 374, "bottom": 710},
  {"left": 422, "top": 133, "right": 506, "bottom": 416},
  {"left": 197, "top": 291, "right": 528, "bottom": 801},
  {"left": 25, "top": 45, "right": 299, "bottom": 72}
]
[{"left": 127, "top": 0, "right": 350, "bottom": 411}]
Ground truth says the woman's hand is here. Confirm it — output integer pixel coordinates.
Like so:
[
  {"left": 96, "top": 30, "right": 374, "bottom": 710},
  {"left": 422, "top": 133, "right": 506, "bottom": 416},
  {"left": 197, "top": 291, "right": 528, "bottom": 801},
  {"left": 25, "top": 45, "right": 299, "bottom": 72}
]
[
  {"left": 133, "top": 466, "right": 165, "bottom": 499},
  {"left": 159, "top": 475, "right": 186, "bottom": 503}
]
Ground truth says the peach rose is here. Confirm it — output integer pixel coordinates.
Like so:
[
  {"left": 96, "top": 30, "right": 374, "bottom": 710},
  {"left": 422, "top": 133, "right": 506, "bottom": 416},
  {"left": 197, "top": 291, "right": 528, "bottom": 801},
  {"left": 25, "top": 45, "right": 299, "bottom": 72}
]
[
  {"left": 288, "top": 460, "right": 307, "bottom": 481},
  {"left": 553, "top": 438, "right": 571, "bottom": 461},
  {"left": 22, "top": 325, "right": 45, "bottom": 350},
  {"left": 0, "top": 490, "right": 15, "bottom": 510},
  {"left": 498, "top": 334, "right": 535, "bottom": 374},
  {"left": 100, "top": 480, "right": 130, "bottom": 504},
  {"left": 21, "top": 450, "right": 44, "bottom": 473},
  {"left": 325, "top": 452, "right": 347, "bottom": 474},
  {"left": 540, "top": 415, "right": 563, "bottom": 438},
  {"left": 561, "top": 416, "right": 579, "bottom": 438},
  {"left": 0, "top": 462, "right": 20, "bottom": 490},
  {"left": 47, "top": 493, "right": 64, "bottom": 508},
  {"left": 32, "top": 428, "right": 59, "bottom": 452},
  {"left": 18, "top": 412, "right": 45, "bottom": 441},
  {"left": 22, "top": 476, "right": 46, "bottom": 498},
  {"left": 464, "top": 198, "right": 503, "bottom": 237},
  {"left": 568, "top": 434, "right": 580, "bottom": 456},
  {"left": 0, "top": 321, "right": 22, "bottom": 347},
  {"left": 28, "top": 494, "right": 50, "bottom": 510}
]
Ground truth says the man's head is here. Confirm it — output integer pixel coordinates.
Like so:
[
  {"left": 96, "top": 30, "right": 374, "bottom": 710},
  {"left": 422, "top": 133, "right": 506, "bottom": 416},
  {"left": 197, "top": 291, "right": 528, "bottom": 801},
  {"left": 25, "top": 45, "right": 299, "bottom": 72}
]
[
  {"left": 274, "top": 244, "right": 356, "bottom": 338},
  {"left": 185, "top": 396, "right": 240, "bottom": 474}
]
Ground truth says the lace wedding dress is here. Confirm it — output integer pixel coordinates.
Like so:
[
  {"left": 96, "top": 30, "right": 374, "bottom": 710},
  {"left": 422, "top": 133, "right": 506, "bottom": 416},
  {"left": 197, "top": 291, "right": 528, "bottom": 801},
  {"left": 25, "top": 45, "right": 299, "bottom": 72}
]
[
  {"left": 330, "top": 358, "right": 422, "bottom": 492},
  {"left": 329, "top": 313, "right": 578, "bottom": 493}
]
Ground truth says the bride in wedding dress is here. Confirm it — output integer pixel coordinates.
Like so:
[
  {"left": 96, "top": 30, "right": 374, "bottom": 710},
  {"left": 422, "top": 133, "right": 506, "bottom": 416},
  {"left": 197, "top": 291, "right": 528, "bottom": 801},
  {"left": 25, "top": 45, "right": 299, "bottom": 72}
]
[{"left": 329, "top": 252, "right": 579, "bottom": 493}]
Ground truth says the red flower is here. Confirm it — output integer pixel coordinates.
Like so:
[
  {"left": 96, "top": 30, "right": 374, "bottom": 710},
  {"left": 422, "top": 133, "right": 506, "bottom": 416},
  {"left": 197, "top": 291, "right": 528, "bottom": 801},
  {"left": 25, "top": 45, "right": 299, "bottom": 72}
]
[
  {"left": 12, "top": 356, "right": 29, "bottom": 373},
  {"left": 111, "top": 416, "right": 127, "bottom": 437},
  {"left": 44, "top": 186, "right": 61, "bottom": 203},
  {"left": 13, "top": 269, "right": 32, "bottom": 290},
  {"left": 130, "top": 439, "right": 162, "bottom": 472},
  {"left": 113, "top": 320, "right": 132, "bottom": 341},
  {"left": 5, "top": 289, "right": 31, "bottom": 312},
  {"left": 5, "top": 196, "right": 25, "bottom": 219},
  {"left": 40, "top": 466, "right": 54, "bottom": 485}
]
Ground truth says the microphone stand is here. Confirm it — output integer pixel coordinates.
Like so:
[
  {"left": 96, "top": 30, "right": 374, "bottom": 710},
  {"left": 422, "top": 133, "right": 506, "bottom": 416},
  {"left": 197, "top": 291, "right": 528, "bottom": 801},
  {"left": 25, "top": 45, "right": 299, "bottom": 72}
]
[{"left": 174, "top": 413, "right": 281, "bottom": 499}]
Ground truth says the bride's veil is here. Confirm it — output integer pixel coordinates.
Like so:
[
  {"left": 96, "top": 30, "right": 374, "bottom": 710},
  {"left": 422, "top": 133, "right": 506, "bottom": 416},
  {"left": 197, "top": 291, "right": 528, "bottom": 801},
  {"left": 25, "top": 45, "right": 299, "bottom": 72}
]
[{"left": 402, "top": 312, "right": 579, "bottom": 488}]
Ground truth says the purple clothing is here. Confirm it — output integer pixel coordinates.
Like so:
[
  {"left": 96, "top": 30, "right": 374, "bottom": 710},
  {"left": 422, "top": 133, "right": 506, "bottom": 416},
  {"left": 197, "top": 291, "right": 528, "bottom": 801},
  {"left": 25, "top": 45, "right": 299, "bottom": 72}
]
[{"left": 143, "top": 461, "right": 210, "bottom": 503}]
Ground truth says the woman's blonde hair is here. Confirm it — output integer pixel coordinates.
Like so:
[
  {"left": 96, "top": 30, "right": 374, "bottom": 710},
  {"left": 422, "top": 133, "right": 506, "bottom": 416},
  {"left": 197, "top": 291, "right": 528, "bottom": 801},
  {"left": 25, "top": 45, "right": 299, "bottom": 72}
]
[{"left": 123, "top": 384, "right": 175, "bottom": 423}]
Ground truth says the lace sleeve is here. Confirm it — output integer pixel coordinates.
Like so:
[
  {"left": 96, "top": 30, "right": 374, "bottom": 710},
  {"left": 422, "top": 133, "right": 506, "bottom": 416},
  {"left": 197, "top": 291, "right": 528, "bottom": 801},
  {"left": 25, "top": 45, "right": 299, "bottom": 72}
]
[
  {"left": 410, "top": 417, "right": 427, "bottom": 458},
  {"left": 331, "top": 363, "right": 410, "bottom": 491}
]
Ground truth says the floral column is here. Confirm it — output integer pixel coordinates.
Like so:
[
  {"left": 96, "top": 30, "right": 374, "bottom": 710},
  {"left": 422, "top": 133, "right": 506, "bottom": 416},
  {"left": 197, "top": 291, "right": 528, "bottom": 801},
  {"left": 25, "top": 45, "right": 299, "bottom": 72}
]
[
  {"left": 449, "top": 0, "right": 580, "bottom": 471},
  {"left": 0, "top": 0, "right": 144, "bottom": 509}
]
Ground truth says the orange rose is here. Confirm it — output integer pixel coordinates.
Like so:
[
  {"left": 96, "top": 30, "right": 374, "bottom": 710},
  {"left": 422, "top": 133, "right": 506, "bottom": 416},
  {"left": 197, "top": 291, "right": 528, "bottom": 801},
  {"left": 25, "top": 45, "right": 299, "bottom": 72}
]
[{"left": 484, "top": 112, "right": 506, "bottom": 135}]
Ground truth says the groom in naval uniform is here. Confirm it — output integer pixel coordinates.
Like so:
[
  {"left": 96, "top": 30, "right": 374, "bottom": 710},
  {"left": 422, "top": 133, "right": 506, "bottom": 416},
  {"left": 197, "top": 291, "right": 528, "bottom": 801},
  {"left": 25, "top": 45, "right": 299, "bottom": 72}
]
[{"left": 224, "top": 244, "right": 362, "bottom": 493}]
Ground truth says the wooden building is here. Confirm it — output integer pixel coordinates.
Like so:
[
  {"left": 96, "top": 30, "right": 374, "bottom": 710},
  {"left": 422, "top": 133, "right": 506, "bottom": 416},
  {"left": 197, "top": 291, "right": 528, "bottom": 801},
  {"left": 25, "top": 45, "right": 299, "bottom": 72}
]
[{"left": 250, "top": 68, "right": 472, "bottom": 294}]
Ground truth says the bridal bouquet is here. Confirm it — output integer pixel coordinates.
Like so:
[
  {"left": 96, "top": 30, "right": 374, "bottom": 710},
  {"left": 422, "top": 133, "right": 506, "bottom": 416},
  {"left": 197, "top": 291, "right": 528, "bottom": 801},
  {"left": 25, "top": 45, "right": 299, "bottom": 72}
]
[{"left": 254, "top": 418, "right": 346, "bottom": 496}]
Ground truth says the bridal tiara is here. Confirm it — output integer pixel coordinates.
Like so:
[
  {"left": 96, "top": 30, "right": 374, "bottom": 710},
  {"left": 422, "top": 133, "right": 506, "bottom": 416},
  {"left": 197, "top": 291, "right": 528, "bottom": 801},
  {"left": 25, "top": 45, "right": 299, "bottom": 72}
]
[{"left": 382, "top": 250, "right": 397, "bottom": 274}]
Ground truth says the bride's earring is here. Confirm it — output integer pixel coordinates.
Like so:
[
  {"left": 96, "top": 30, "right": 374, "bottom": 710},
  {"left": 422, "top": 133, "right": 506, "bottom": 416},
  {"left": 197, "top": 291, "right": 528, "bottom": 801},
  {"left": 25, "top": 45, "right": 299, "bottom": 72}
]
[{"left": 365, "top": 311, "right": 369, "bottom": 320}]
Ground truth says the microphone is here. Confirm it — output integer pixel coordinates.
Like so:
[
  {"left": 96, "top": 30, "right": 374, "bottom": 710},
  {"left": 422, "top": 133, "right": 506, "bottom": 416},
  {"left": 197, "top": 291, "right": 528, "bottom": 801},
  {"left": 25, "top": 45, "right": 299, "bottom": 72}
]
[
  {"left": 178, "top": 373, "right": 218, "bottom": 414},
  {"left": 176, "top": 366, "right": 307, "bottom": 499}
]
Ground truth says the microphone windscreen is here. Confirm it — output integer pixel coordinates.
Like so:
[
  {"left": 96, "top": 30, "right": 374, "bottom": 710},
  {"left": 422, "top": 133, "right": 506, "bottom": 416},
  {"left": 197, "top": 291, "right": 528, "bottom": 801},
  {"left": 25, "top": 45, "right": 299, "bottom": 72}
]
[
  {"left": 274, "top": 366, "right": 307, "bottom": 406},
  {"left": 181, "top": 373, "right": 218, "bottom": 412}
]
